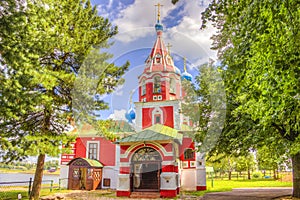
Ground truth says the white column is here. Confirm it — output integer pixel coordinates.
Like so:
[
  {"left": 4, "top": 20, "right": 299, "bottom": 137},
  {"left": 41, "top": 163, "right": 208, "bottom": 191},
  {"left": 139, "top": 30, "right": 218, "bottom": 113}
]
[{"left": 196, "top": 151, "right": 206, "bottom": 190}]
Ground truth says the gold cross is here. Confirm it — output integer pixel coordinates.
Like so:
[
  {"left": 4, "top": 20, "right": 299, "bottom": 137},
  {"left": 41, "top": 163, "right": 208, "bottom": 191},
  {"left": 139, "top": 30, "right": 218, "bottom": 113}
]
[{"left": 155, "top": 3, "right": 163, "bottom": 21}]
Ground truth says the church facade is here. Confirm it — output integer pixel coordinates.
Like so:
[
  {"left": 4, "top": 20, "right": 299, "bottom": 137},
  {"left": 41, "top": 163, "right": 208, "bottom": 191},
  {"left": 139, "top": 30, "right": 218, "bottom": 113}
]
[{"left": 60, "top": 5, "right": 206, "bottom": 198}]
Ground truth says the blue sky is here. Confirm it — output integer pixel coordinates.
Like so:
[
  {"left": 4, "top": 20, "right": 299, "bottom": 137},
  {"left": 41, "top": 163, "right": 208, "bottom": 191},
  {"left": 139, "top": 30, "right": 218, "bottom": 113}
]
[{"left": 86, "top": 0, "right": 217, "bottom": 121}]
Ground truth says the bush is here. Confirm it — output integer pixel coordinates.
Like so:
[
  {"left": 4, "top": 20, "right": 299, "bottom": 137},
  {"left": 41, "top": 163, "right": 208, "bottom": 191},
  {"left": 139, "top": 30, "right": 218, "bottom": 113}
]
[{"left": 252, "top": 171, "right": 263, "bottom": 179}]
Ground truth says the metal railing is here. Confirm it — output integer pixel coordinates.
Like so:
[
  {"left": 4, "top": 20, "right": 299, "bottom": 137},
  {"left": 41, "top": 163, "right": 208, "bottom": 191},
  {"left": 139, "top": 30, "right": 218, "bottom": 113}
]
[{"left": 0, "top": 178, "right": 68, "bottom": 200}]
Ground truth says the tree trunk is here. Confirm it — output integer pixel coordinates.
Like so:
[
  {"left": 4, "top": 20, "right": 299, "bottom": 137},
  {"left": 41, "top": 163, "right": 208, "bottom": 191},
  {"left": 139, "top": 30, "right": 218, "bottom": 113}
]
[
  {"left": 292, "top": 152, "right": 300, "bottom": 198},
  {"left": 247, "top": 169, "right": 251, "bottom": 180},
  {"left": 228, "top": 171, "right": 232, "bottom": 180},
  {"left": 273, "top": 169, "right": 277, "bottom": 179},
  {"left": 29, "top": 154, "right": 46, "bottom": 200}
]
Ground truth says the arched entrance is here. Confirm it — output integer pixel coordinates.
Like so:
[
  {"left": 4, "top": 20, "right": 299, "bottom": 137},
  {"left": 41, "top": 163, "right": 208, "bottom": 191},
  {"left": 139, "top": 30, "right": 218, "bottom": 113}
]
[{"left": 130, "top": 147, "right": 162, "bottom": 192}]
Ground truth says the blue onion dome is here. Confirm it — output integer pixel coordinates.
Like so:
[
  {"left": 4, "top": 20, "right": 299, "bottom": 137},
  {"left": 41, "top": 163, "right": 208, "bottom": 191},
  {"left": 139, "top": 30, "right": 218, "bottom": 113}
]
[
  {"left": 181, "top": 71, "right": 192, "bottom": 81},
  {"left": 155, "top": 22, "right": 164, "bottom": 32},
  {"left": 125, "top": 106, "right": 136, "bottom": 123},
  {"left": 174, "top": 66, "right": 181, "bottom": 75}
]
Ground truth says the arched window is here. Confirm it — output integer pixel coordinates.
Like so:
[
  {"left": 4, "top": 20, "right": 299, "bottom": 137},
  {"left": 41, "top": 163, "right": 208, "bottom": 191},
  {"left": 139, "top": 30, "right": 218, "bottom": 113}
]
[
  {"left": 155, "top": 54, "right": 162, "bottom": 64},
  {"left": 132, "top": 147, "right": 161, "bottom": 162},
  {"left": 169, "top": 77, "right": 175, "bottom": 94},
  {"left": 153, "top": 76, "right": 161, "bottom": 93},
  {"left": 141, "top": 80, "right": 146, "bottom": 96},
  {"left": 152, "top": 107, "right": 163, "bottom": 125},
  {"left": 166, "top": 55, "right": 172, "bottom": 65},
  {"left": 184, "top": 148, "right": 194, "bottom": 160}
]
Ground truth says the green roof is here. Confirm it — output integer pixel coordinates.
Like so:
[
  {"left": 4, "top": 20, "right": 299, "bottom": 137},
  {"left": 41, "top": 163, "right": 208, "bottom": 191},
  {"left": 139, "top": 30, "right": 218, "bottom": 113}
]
[
  {"left": 83, "top": 158, "right": 103, "bottom": 167},
  {"left": 116, "top": 124, "right": 182, "bottom": 144},
  {"left": 72, "top": 121, "right": 135, "bottom": 137},
  {"left": 68, "top": 157, "right": 103, "bottom": 168}
]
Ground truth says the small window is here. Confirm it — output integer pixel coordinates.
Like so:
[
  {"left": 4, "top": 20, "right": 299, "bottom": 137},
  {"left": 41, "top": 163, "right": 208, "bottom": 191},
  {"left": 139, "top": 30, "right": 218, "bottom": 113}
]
[
  {"left": 166, "top": 55, "right": 172, "bottom": 65},
  {"left": 73, "top": 168, "right": 79, "bottom": 178},
  {"left": 141, "top": 80, "right": 146, "bottom": 96},
  {"left": 103, "top": 178, "right": 111, "bottom": 187},
  {"left": 88, "top": 142, "right": 98, "bottom": 160},
  {"left": 169, "top": 78, "right": 175, "bottom": 94},
  {"left": 184, "top": 148, "right": 194, "bottom": 160},
  {"left": 153, "top": 76, "right": 161, "bottom": 93},
  {"left": 155, "top": 54, "right": 162, "bottom": 64},
  {"left": 155, "top": 115, "right": 161, "bottom": 124}
]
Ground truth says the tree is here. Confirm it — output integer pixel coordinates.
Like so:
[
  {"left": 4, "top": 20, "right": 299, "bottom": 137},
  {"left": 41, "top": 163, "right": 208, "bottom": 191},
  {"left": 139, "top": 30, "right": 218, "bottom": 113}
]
[
  {"left": 206, "top": 153, "right": 237, "bottom": 180},
  {"left": 181, "top": 61, "right": 226, "bottom": 153},
  {"left": 257, "top": 143, "right": 289, "bottom": 179},
  {"left": 235, "top": 152, "right": 256, "bottom": 180},
  {"left": 201, "top": 0, "right": 300, "bottom": 197},
  {"left": 0, "top": 1, "right": 128, "bottom": 199}
]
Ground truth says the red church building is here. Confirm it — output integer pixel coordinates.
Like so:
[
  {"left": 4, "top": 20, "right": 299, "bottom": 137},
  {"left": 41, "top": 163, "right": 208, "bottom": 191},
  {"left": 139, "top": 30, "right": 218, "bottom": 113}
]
[{"left": 60, "top": 4, "right": 206, "bottom": 198}]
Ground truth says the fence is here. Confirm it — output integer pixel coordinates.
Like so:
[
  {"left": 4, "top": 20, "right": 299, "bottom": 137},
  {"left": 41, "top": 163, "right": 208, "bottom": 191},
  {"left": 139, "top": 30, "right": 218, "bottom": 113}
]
[
  {"left": 0, "top": 178, "right": 68, "bottom": 200},
  {"left": 207, "top": 170, "right": 292, "bottom": 181}
]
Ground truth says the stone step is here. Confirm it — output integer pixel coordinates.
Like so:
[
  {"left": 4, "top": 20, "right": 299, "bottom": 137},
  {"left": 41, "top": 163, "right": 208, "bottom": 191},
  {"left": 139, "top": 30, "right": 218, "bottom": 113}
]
[{"left": 130, "top": 192, "right": 160, "bottom": 199}]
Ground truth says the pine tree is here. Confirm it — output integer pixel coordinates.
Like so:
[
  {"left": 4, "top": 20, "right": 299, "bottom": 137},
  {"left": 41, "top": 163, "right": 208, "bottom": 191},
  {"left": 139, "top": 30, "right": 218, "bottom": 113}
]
[{"left": 0, "top": 1, "right": 128, "bottom": 199}]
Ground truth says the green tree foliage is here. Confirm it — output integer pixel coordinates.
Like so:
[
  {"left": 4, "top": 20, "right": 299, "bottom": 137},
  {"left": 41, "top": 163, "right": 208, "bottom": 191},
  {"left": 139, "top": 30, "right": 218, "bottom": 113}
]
[
  {"left": 181, "top": 61, "right": 226, "bottom": 153},
  {"left": 201, "top": 0, "right": 300, "bottom": 197},
  {"left": 206, "top": 153, "right": 237, "bottom": 180},
  {"left": 257, "top": 144, "right": 290, "bottom": 179},
  {"left": 0, "top": 0, "right": 128, "bottom": 199},
  {"left": 235, "top": 153, "right": 256, "bottom": 180}
]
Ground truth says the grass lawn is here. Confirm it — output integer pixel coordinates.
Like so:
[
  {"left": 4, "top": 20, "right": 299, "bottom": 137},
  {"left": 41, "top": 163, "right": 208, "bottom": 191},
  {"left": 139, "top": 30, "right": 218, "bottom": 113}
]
[
  {"left": 183, "top": 178, "right": 293, "bottom": 196},
  {"left": 1, "top": 178, "right": 292, "bottom": 199},
  {"left": 0, "top": 188, "right": 69, "bottom": 200}
]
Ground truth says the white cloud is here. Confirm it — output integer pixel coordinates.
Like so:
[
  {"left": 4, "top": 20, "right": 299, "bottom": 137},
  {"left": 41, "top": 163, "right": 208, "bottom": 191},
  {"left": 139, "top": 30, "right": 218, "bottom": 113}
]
[
  {"left": 114, "top": 85, "right": 124, "bottom": 96},
  {"left": 112, "top": 0, "right": 176, "bottom": 43},
  {"left": 110, "top": 0, "right": 217, "bottom": 63},
  {"left": 108, "top": 0, "right": 113, "bottom": 9},
  {"left": 108, "top": 109, "right": 127, "bottom": 120}
]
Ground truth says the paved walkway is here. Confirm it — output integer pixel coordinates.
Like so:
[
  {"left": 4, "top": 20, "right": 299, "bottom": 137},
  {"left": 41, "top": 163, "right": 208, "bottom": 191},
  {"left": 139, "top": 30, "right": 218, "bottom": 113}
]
[
  {"left": 41, "top": 188, "right": 293, "bottom": 200},
  {"left": 201, "top": 188, "right": 292, "bottom": 200}
]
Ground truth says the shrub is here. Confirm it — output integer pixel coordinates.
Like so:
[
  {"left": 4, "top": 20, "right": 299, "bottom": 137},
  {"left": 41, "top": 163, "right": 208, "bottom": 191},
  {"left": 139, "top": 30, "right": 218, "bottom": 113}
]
[{"left": 252, "top": 171, "right": 263, "bottom": 179}]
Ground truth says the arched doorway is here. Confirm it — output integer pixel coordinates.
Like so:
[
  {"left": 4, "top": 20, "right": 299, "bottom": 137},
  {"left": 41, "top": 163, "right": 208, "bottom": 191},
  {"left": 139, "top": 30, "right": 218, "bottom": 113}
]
[{"left": 130, "top": 147, "right": 162, "bottom": 192}]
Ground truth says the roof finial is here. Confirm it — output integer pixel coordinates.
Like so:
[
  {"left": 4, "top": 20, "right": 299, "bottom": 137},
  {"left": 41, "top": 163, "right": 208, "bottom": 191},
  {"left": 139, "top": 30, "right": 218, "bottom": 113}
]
[
  {"left": 155, "top": 3, "right": 163, "bottom": 23},
  {"left": 184, "top": 56, "right": 187, "bottom": 72}
]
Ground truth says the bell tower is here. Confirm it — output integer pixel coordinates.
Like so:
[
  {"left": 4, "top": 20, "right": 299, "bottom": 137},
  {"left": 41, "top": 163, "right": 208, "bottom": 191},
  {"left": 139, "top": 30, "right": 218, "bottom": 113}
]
[{"left": 134, "top": 3, "right": 182, "bottom": 131}]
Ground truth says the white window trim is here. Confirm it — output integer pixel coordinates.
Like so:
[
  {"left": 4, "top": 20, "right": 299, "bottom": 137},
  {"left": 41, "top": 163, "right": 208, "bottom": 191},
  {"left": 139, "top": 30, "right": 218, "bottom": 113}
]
[{"left": 86, "top": 141, "right": 100, "bottom": 160}]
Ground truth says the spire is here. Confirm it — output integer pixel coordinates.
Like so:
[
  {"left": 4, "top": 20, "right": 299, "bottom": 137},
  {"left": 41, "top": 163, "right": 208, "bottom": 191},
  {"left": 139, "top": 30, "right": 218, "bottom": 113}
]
[
  {"left": 155, "top": 3, "right": 162, "bottom": 23},
  {"left": 182, "top": 57, "right": 192, "bottom": 81}
]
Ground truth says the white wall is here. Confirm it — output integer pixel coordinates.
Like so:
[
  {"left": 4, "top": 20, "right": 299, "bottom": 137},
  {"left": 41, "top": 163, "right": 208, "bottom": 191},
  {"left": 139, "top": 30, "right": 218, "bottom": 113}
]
[
  {"left": 180, "top": 168, "right": 196, "bottom": 191},
  {"left": 102, "top": 166, "right": 119, "bottom": 189},
  {"left": 59, "top": 165, "right": 69, "bottom": 188}
]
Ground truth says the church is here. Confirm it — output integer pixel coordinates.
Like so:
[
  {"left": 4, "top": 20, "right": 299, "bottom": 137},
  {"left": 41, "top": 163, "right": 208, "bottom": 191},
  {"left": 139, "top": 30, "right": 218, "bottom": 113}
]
[{"left": 60, "top": 4, "right": 206, "bottom": 198}]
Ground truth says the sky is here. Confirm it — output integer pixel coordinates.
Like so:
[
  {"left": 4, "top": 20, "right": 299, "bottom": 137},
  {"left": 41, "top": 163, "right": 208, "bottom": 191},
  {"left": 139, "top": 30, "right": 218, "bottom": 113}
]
[{"left": 87, "top": 0, "right": 217, "bottom": 121}]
